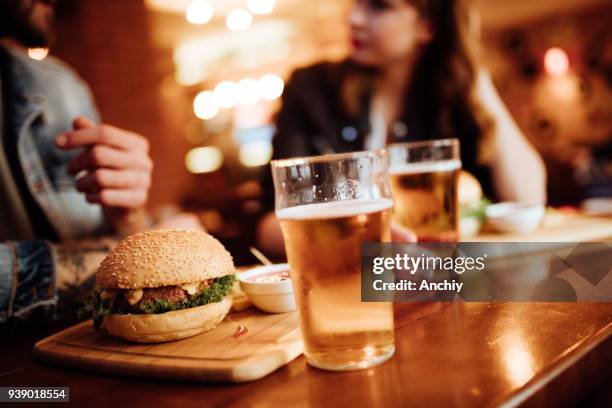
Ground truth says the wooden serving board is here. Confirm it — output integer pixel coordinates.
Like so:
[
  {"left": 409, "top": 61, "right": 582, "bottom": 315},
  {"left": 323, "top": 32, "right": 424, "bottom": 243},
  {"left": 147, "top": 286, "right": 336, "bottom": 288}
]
[{"left": 33, "top": 308, "right": 303, "bottom": 383}]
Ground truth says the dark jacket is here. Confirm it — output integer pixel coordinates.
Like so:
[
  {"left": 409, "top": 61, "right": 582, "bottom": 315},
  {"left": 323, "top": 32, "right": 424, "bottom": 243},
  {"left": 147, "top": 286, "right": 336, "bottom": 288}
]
[{"left": 263, "top": 60, "right": 494, "bottom": 211}]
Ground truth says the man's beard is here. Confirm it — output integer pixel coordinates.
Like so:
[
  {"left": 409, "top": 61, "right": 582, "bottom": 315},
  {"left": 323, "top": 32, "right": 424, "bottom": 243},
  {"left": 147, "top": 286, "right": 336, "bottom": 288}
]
[{"left": 0, "top": 0, "right": 54, "bottom": 48}]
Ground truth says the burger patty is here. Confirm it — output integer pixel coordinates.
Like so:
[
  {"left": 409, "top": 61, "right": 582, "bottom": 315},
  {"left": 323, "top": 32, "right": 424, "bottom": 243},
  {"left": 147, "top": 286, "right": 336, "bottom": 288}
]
[
  {"left": 140, "top": 286, "right": 187, "bottom": 304},
  {"left": 104, "top": 285, "right": 193, "bottom": 314},
  {"left": 97, "top": 277, "right": 231, "bottom": 315}
]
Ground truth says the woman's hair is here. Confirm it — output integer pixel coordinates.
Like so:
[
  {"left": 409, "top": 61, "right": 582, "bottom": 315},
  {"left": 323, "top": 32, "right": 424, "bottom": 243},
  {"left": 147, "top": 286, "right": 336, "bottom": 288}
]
[{"left": 344, "top": 0, "right": 493, "bottom": 158}]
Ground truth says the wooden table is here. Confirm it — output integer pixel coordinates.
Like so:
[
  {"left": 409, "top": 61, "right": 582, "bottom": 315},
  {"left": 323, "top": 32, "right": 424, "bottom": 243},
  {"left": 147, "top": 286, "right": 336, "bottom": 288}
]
[
  {"left": 1, "top": 302, "right": 611, "bottom": 407},
  {"left": 1, "top": 213, "right": 611, "bottom": 407}
]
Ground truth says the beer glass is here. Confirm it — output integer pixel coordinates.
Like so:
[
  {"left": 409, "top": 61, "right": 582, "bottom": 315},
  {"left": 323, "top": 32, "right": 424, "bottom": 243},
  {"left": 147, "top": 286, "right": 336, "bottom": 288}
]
[
  {"left": 271, "top": 151, "right": 394, "bottom": 371},
  {"left": 388, "top": 139, "right": 461, "bottom": 242}
]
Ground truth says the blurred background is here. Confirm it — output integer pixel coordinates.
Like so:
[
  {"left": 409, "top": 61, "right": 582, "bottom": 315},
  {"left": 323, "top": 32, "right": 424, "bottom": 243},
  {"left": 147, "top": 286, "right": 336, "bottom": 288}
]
[{"left": 34, "top": 0, "right": 610, "bottom": 259}]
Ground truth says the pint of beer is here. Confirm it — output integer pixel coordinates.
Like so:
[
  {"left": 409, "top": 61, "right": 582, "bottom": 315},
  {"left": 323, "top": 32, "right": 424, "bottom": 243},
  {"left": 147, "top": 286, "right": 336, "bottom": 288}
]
[
  {"left": 272, "top": 151, "right": 394, "bottom": 371},
  {"left": 388, "top": 139, "right": 461, "bottom": 242}
]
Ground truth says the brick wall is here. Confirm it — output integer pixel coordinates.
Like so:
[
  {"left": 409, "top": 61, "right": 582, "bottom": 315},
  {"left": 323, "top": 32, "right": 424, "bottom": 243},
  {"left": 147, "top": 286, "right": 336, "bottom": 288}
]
[{"left": 53, "top": 0, "right": 192, "bottom": 209}]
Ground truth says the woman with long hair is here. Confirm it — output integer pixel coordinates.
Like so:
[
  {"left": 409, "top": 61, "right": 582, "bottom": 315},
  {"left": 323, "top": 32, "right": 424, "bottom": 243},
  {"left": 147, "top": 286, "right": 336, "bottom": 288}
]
[{"left": 257, "top": 0, "right": 546, "bottom": 256}]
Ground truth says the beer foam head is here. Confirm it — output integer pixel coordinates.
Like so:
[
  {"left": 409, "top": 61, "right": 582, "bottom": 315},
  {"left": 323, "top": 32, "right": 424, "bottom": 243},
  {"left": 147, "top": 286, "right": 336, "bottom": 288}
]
[
  {"left": 389, "top": 159, "right": 461, "bottom": 175},
  {"left": 277, "top": 198, "right": 393, "bottom": 220}
]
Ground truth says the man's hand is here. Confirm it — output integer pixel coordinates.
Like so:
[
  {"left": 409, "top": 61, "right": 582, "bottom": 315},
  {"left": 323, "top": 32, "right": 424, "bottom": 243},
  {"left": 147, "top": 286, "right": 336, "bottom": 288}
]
[{"left": 55, "top": 116, "right": 153, "bottom": 233}]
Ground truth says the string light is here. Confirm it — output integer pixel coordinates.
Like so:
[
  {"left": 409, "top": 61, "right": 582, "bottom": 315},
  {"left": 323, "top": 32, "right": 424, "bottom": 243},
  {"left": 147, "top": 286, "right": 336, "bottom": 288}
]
[
  {"left": 192, "top": 74, "right": 284, "bottom": 117},
  {"left": 193, "top": 91, "right": 219, "bottom": 120},
  {"left": 257, "top": 74, "right": 284, "bottom": 100},
  {"left": 185, "top": 0, "right": 213, "bottom": 25},
  {"left": 226, "top": 8, "right": 253, "bottom": 31}
]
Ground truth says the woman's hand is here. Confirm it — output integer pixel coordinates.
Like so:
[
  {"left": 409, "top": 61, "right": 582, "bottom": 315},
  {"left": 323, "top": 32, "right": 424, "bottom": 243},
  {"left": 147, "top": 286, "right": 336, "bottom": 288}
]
[
  {"left": 55, "top": 116, "right": 153, "bottom": 233},
  {"left": 475, "top": 70, "right": 547, "bottom": 204}
]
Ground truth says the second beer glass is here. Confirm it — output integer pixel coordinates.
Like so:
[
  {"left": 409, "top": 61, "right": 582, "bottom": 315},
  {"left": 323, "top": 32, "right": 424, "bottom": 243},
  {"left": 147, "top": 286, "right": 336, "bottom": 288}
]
[
  {"left": 388, "top": 139, "right": 461, "bottom": 242},
  {"left": 271, "top": 150, "right": 394, "bottom": 371}
]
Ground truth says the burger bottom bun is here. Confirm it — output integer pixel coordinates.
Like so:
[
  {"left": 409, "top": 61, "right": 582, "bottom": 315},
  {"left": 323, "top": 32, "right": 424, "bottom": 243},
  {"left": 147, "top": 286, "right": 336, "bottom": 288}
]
[{"left": 101, "top": 296, "right": 232, "bottom": 343}]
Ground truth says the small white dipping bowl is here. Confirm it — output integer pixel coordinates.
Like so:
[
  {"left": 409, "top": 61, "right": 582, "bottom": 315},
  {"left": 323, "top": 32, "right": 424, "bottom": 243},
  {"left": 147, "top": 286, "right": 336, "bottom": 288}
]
[
  {"left": 485, "top": 202, "right": 545, "bottom": 234},
  {"left": 238, "top": 263, "right": 296, "bottom": 313}
]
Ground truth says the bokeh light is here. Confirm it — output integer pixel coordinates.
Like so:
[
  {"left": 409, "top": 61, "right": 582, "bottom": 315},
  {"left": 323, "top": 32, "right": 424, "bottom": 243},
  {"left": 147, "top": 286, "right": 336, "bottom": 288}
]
[
  {"left": 185, "top": 146, "right": 223, "bottom": 173},
  {"left": 214, "top": 81, "right": 240, "bottom": 109},
  {"left": 27, "top": 48, "right": 49, "bottom": 60},
  {"left": 226, "top": 8, "right": 253, "bottom": 31},
  {"left": 544, "top": 47, "right": 569, "bottom": 76},
  {"left": 239, "top": 140, "right": 273, "bottom": 167},
  {"left": 248, "top": 0, "right": 276, "bottom": 15},
  {"left": 193, "top": 90, "right": 219, "bottom": 120},
  {"left": 257, "top": 74, "right": 284, "bottom": 100},
  {"left": 185, "top": 0, "right": 213, "bottom": 25}
]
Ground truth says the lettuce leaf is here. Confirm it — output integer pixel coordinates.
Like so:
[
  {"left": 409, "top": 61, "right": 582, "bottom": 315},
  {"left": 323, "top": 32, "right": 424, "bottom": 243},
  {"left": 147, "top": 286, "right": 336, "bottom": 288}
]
[
  {"left": 84, "top": 286, "right": 111, "bottom": 330},
  {"left": 139, "top": 275, "right": 235, "bottom": 314},
  {"left": 461, "top": 198, "right": 490, "bottom": 221},
  {"left": 84, "top": 275, "right": 235, "bottom": 330}
]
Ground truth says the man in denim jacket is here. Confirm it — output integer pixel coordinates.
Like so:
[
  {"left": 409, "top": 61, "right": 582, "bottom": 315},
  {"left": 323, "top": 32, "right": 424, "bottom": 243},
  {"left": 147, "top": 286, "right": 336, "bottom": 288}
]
[{"left": 0, "top": 0, "right": 153, "bottom": 322}]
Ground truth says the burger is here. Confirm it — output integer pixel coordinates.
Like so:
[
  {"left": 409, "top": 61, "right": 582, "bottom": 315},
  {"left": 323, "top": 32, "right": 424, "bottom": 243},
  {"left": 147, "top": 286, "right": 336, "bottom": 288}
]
[{"left": 93, "top": 229, "right": 235, "bottom": 343}]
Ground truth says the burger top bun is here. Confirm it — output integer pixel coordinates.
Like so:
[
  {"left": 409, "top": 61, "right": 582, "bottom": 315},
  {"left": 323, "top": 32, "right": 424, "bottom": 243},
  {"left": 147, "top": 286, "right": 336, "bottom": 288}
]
[
  {"left": 458, "top": 171, "right": 483, "bottom": 208},
  {"left": 97, "top": 229, "right": 234, "bottom": 289}
]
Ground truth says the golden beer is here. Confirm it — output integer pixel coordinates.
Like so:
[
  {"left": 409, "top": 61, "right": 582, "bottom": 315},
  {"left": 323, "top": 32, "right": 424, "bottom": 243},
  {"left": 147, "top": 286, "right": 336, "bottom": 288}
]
[
  {"left": 390, "top": 160, "right": 460, "bottom": 242},
  {"left": 278, "top": 198, "right": 394, "bottom": 370}
]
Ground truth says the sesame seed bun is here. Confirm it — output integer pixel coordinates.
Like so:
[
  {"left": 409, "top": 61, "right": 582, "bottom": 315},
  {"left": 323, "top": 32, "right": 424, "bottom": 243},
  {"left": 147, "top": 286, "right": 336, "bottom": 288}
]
[
  {"left": 101, "top": 296, "right": 232, "bottom": 343},
  {"left": 97, "top": 229, "right": 235, "bottom": 289}
]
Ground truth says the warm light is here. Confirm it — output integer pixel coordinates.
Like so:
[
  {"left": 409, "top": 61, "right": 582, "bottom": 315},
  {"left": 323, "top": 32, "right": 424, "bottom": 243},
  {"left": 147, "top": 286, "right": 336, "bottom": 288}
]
[
  {"left": 193, "top": 91, "right": 219, "bottom": 120},
  {"left": 176, "top": 64, "right": 204, "bottom": 86},
  {"left": 226, "top": 8, "right": 252, "bottom": 31},
  {"left": 28, "top": 48, "right": 49, "bottom": 60},
  {"left": 239, "top": 140, "right": 273, "bottom": 167},
  {"left": 237, "top": 78, "right": 260, "bottom": 106},
  {"left": 145, "top": 0, "right": 192, "bottom": 14},
  {"left": 248, "top": 0, "right": 275, "bottom": 15},
  {"left": 185, "top": 146, "right": 223, "bottom": 173},
  {"left": 214, "top": 81, "right": 240, "bottom": 109},
  {"left": 500, "top": 335, "right": 535, "bottom": 387},
  {"left": 544, "top": 47, "right": 569, "bottom": 76},
  {"left": 185, "top": 0, "right": 213, "bottom": 25},
  {"left": 172, "top": 23, "right": 295, "bottom": 87},
  {"left": 494, "top": 311, "right": 536, "bottom": 388},
  {"left": 257, "top": 74, "right": 284, "bottom": 100}
]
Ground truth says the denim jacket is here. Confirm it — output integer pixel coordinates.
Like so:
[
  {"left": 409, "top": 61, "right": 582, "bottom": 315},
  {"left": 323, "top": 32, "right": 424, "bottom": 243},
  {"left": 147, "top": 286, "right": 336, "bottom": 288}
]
[{"left": 0, "top": 46, "right": 105, "bottom": 322}]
